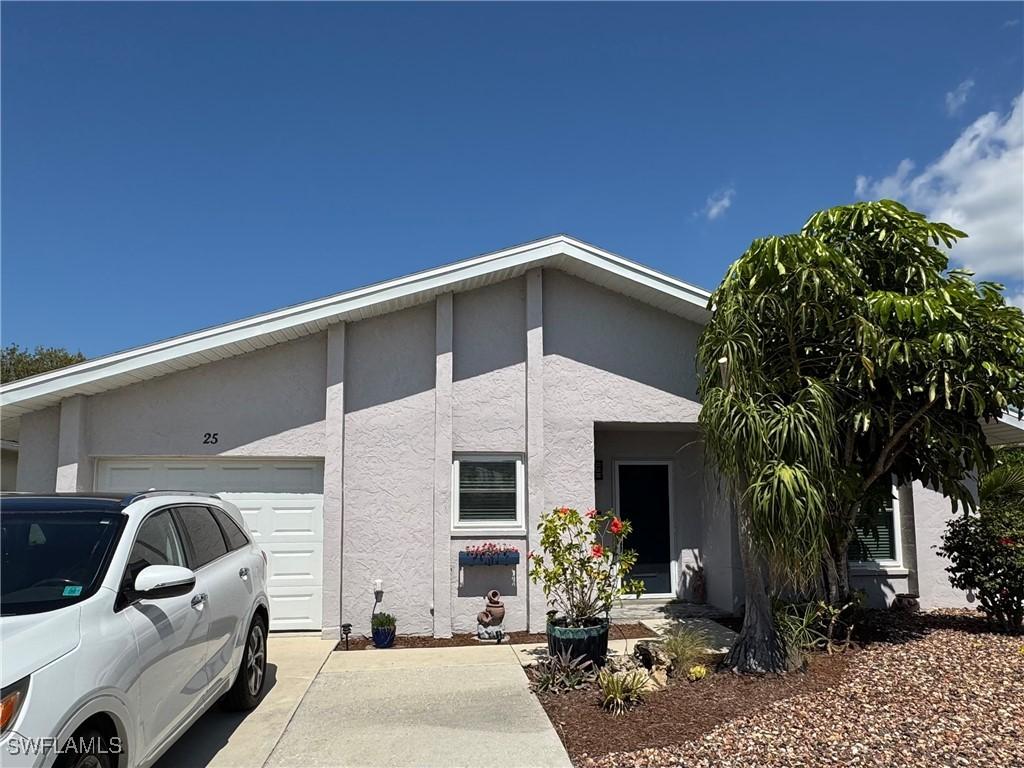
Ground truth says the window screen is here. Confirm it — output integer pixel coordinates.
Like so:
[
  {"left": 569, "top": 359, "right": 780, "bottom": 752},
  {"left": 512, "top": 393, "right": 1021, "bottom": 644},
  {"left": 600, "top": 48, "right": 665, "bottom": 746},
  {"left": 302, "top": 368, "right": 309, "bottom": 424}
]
[
  {"left": 458, "top": 459, "right": 518, "bottom": 523},
  {"left": 849, "top": 491, "right": 897, "bottom": 562},
  {"left": 177, "top": 506, "right": 229, "bottom": 568},
  {"left": 211, "top": 506, "right": 250, "bottom": 551}
]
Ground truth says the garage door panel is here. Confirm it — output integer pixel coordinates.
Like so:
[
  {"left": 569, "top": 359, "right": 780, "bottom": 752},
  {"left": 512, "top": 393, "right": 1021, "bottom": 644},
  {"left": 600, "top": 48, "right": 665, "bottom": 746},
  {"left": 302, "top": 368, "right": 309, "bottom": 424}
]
[
  {"left": 267, "top": 587, "right": 322, "bottom": 631},
  {"left": 96, "top": 458, "right": 324, "bottom": 631},
  {"left": 265, "top": 543, "right": 322, "bottom": 587}
]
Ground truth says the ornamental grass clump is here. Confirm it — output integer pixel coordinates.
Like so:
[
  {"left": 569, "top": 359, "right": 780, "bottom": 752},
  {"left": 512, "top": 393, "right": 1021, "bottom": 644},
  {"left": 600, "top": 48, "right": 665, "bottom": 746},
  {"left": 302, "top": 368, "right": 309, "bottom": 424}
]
[
  {"left": 528, "top": 507, "right": 644, "bottom": 626},
  {"left": 597, "top": 668, "right": 648, "bottom": 714},
  {"left": 662, "top": 626, "right": 710, "bottom": 672}
]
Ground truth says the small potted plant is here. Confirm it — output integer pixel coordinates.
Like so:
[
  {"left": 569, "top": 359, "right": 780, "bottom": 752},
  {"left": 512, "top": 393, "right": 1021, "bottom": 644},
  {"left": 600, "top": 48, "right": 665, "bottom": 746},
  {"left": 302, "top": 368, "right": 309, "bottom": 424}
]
[
  {"left": 371, "top": 612, "right": 396, "bottom": 648},
  {"left": 528, "top": 507, "right": 644, "bottom": 665}
]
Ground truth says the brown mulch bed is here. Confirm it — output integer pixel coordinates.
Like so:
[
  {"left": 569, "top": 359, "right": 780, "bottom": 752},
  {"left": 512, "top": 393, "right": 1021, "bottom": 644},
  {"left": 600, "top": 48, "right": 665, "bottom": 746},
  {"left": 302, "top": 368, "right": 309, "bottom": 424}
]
[
  {"left": 570, "top": 610, "right": 1024, "bottom": 768},
  {"left": 333, "top": 621, "right": 651, "bottom": 651},
  {"left": 542, "top": 653, "right": 851, "bottom": 760}
]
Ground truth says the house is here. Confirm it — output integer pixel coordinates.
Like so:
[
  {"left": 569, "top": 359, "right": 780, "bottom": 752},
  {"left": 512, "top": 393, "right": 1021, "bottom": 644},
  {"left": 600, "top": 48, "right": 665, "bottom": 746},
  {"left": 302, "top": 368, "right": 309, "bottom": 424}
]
[{"left": 1, "top": 236, "right": 1019, "bottom": 638}]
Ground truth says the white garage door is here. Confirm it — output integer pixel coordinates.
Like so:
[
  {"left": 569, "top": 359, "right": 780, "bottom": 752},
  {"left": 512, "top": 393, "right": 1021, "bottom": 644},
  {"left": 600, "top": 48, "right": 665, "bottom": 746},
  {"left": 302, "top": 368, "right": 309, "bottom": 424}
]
[{"left": 96, "top": 458, "right": 324, "bottom": 631}]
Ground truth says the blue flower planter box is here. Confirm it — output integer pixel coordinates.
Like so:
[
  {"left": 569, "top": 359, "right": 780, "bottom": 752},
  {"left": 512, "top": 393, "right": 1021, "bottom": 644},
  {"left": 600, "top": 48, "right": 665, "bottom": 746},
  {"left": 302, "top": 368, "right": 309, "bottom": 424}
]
[{"left": 458, "top": 551, "right": 520, "bottom": 567}]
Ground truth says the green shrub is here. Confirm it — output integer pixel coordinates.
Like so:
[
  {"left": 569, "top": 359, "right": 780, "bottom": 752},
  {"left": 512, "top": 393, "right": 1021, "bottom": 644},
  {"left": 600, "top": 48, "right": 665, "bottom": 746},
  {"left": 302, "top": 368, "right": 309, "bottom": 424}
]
[
  {"left": 662, "top": 626, "right": 709, "bottom": 670},
  {"left": 530, "top": 651, "right": 595, "bottom": 693},
  {"left": 597, "top": 668, "right": 648, "bottom": 715},
  {"left": 939, "top": 502, "right": 1024, "bottom": 633},
  {"left": 371, "top": 612, "right": 396, "bottom": 629},
  {"left": 774, "top": 601, "right": 827, "bottom": 662}
]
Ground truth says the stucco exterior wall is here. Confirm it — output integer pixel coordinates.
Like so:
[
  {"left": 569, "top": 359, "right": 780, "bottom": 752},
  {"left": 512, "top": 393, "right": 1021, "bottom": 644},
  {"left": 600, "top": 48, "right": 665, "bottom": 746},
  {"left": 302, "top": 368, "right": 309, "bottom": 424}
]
[
  {"left": 342, "top": 303, "right": 437, "bottom": 635},
  {"left": 542, "top": 270, "right": 703, "bottom": 513},
  {"left": 452, "top": 278, "right": 527, "bottom": 454},
  {"left": 449, "top": 536, "right": 529, "bottom": 633},
  {"left": 15, "top": 406, "right": 59, "bottom": 491},
  {"left": 88, "top": 334, "right": 328, "bottom": 460},
  {"left": 911, "top": 481, "right": 970, "bottom": 610}
]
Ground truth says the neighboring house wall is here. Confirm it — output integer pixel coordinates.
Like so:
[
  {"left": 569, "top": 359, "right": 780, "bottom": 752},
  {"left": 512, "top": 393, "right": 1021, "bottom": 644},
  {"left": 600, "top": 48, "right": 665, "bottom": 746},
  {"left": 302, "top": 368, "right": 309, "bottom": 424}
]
[
  {"left": 1, "top": 448, "right": 17, "bottom": 490},
  {"left": 15, "top": 406, "right": 60, "bottom": 491}
]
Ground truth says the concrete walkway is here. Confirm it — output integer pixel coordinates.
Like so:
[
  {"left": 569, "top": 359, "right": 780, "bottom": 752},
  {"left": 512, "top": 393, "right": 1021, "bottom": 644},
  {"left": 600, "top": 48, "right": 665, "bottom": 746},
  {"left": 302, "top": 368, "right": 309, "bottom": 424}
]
[
  {"left": 155, "top": 635, "right": 336, "bottom": 768},
  {"left": 266, "top": 645, "right": 572, "bottom": 768}
]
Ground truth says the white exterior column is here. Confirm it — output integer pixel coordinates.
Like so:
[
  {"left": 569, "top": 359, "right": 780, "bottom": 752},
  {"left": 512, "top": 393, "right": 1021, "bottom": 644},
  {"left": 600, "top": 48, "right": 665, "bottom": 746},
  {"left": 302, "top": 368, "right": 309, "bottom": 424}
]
[
  {"left": 321, "top": 322, "right": 345, "bottom": 640},
  {"left": 432, "top": 293, "right": 454, "bottom": 637},
  {"left": 56, "top": 395, "right": 90, "bottom": 492},
  {"left": 526, "top": 269, "right": 547, "bottom": 632}
]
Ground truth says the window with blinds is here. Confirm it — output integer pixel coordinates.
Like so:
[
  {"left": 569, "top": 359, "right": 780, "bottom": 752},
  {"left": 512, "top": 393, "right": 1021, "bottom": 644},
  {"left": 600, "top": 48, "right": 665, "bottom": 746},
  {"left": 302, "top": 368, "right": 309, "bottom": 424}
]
[
  {"left": 453, "top": 456, "right": 522, "bottom": 527},
  {"left": 849, "top": 489, "right": 899, "bottom": 563}
]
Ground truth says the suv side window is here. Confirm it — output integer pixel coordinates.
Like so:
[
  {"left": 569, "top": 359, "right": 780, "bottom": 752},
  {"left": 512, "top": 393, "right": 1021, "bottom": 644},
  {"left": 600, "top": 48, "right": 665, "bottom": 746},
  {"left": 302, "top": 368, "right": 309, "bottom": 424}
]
[
  {"left": 125, "top": 510, "right": 187, "bottom": 588},
  {"left": 176, "top": 506, "right": 229, "bottom": 569},
  {"left": 210, "top": 507, "right": 250, "bottom": 551}
]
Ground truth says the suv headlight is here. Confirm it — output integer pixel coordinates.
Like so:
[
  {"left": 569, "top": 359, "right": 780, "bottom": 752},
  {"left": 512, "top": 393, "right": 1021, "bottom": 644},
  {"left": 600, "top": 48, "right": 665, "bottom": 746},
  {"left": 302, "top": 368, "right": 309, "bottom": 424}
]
[{"left": 0, "top": 677, "right": 29, "bottom": 734}]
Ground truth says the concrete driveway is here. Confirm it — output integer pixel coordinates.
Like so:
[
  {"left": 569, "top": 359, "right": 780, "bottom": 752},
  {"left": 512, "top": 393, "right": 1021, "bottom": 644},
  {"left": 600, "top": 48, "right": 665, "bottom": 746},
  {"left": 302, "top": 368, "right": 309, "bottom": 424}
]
[
  {"left": 266, "top": 645, "right": 572, "bottom": 768},
  {"left": 155, "top": 635, "right": 336, "bottom": 768}
]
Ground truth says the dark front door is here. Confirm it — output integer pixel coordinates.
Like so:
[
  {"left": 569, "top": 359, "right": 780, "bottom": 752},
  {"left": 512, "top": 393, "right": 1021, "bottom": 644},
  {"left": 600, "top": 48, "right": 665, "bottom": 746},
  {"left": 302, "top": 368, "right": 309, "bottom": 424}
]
[{"left": 616, "top": 463, "right": 671, "bottom": 594}]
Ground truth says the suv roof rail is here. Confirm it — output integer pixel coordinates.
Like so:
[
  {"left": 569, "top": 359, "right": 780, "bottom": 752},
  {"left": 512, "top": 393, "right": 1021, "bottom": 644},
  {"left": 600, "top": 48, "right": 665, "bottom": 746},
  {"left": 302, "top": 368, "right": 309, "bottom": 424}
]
[{"left": 123, "top": 490, "right": 222, "bottom": 504}]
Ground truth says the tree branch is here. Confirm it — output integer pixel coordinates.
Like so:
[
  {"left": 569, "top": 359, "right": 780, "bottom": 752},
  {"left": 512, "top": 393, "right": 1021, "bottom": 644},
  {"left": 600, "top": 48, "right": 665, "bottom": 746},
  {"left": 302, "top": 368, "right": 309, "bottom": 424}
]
[{"left": 863, "top": 397, "right": 937, "bottom": 490}]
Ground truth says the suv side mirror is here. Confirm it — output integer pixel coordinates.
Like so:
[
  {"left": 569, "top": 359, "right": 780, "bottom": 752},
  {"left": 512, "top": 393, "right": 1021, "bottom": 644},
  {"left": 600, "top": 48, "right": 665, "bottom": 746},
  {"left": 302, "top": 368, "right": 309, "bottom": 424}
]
[{"left": 134, "top": 565, "right": 196, "bottom": 600}]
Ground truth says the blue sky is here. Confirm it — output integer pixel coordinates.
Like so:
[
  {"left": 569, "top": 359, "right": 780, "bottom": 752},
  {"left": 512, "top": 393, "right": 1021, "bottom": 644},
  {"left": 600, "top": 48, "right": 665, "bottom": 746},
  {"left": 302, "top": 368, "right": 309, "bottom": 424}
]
[{"left": 3, "top": 2, "right": 1022, "bottom": 358}]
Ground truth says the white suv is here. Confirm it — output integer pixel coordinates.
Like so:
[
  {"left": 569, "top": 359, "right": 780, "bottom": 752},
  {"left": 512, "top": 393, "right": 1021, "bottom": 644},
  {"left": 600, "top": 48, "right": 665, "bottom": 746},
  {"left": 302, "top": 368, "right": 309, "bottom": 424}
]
[{"left": 0, "top": 492, "right": 271, "bottom": 768}]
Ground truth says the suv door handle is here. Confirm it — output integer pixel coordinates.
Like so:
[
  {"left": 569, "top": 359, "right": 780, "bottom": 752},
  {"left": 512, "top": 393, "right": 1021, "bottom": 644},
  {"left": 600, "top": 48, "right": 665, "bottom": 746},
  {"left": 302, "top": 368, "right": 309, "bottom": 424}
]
[
  {"left": 239, "top": 567, "right": 250, "bottom": 580},
  {"left": 191, "top": 593, "right": 208, "bottom": 608}
]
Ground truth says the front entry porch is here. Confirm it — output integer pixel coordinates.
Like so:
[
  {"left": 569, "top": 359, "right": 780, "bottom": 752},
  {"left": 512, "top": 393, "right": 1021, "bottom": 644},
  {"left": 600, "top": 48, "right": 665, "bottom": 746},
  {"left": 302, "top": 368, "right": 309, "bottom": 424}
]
[{"left": 594, "top": 423, "right": 741, "bottom": 615}]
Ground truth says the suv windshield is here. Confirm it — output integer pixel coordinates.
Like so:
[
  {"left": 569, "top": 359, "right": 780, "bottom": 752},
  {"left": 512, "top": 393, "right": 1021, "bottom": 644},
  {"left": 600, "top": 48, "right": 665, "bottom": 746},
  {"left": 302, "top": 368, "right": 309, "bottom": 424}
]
[{"left": 1, "top": 510, "right": 125, "bottom": 616}]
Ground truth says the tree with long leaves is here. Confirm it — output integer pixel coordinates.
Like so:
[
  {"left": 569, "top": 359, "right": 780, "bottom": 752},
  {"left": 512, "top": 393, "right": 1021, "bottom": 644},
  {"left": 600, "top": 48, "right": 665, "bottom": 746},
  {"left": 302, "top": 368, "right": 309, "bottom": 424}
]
[{"left": 698, "top": 200, "right": 1024, "bottom": 674}]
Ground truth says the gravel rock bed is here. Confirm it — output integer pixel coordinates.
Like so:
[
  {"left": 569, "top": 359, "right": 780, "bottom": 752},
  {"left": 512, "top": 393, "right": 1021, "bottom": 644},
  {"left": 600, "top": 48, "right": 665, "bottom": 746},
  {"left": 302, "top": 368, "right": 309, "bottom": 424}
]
[{"left": 579, "top": 612, "right": 1024, "bottom": 768}]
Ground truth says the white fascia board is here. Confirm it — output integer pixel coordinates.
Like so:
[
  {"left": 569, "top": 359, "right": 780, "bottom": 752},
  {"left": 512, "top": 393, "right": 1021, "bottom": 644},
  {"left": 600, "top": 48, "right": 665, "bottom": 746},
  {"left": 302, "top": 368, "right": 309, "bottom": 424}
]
[{"left": 0, "top": 235, "right": 711, "bottom": 409}]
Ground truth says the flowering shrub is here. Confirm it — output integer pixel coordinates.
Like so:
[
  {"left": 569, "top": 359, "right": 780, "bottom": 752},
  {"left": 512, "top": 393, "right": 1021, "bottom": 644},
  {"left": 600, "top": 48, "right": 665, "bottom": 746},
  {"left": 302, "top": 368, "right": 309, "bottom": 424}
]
[
  {"left": 528, "top": 507, "right": 644, "bottom": 625},
  {"left": 939, "top": 502, "right": 1024, "bottom": 633},
  {"left": 463, "top": 542, "right": 519, "bottom": 557}
]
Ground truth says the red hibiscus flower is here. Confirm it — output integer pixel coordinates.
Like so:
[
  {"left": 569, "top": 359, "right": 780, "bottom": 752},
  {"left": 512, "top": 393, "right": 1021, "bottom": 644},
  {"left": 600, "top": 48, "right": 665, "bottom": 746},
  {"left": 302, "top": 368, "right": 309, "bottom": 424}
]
[
  {"left": 610, "top": 518, "right": 623, "bottom": 535},
  {"left": 591, "top": 544, "right": 604, "bottom": 558},
  {"left": 1000, "top": 537, "right": 1016, "bottom": 547},
  {"left": 557, "top": 506, "right": 570, "bottom": 516}
]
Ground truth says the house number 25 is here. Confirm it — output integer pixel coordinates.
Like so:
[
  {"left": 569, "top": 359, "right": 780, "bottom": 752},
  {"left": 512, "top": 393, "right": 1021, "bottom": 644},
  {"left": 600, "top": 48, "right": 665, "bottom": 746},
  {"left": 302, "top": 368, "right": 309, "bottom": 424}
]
[{"left": 203, "top": 432, "right": 219, "bottom": 445}]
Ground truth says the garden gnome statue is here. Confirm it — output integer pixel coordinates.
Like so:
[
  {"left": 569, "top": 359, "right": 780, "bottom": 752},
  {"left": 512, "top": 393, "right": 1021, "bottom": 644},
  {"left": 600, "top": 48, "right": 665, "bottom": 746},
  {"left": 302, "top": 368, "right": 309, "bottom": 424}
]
[{"left": 476, "top": 590, "right": 505, "bottom": 642}]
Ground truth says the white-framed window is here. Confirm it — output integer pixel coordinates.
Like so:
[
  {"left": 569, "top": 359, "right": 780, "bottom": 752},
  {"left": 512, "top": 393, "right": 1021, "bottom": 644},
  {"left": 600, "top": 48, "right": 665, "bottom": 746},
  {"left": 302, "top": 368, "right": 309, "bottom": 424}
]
[
  {"left": 451, "top": 454, "right": 524, "bottom": 530},
  {"left": 849, "top": 482, "right": 902, "bottom": 567}
]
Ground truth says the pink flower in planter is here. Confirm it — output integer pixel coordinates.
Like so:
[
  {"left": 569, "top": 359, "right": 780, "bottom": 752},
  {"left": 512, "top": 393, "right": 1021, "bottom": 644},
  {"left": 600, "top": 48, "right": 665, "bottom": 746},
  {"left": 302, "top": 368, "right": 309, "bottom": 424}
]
[
  {"left": 585, "top": 508, "right": 597, "bottom": 519},
  {"left": 591, "top": 544, "right": 604, "bottom": 558},
  {"left": 609, "top": 518, "right": 623, "bottom": 535}
]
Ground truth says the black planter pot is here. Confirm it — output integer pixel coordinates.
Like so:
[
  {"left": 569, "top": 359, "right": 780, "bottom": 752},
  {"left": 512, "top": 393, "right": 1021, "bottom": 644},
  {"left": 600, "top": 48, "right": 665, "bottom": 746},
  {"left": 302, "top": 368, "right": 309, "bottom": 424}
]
[
  {"left": 371, "top": 626, "right": 396, "bottom": 648},
  {"left": 546, "top": 617, "right": 610, "bottom": 666}
]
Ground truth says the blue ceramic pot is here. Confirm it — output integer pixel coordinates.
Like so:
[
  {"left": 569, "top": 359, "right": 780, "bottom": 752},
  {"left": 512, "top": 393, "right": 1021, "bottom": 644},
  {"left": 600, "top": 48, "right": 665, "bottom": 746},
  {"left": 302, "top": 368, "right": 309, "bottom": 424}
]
[{"left": 371, "top": 626, "right": 396, "bottom": 648}]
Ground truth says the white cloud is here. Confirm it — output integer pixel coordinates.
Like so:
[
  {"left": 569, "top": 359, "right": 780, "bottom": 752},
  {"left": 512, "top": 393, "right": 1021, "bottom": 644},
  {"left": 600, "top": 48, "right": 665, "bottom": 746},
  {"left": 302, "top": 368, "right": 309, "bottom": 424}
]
[
  {"left": 855, "top": 93, "right": 1024, "bottom": 296},
  {"left": 699, "top": 188, "right": 735, "bottom": 221},
  {"left": 1004, "top": 19, "right": 1021, "bottom": 28},
  {"left": 1008, "top": 292, "right": 1024, "bottom": 310},
  {"left": 945, "top": 79, "right": 974, "bottom": 116}
]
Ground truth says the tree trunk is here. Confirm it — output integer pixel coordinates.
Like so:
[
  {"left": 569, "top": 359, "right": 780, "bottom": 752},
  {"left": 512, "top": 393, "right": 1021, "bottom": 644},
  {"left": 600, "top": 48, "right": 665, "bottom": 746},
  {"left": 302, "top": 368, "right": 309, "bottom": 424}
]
[
  {"left": 821, "top": 504, "right": 856, "bottom": 604},
  {"left": 722, "top": 498, "right": 791, "bottom": 674}
]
